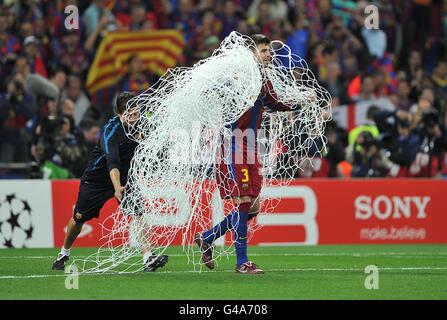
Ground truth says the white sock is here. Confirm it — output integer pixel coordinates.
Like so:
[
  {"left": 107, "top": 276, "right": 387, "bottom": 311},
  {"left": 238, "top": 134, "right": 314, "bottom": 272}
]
[
  {"left": 60, "top": 247, "right": 71, "bottom": 257},
  {"left": 143, "top": 252, "right": 153, "bottom": 263}
]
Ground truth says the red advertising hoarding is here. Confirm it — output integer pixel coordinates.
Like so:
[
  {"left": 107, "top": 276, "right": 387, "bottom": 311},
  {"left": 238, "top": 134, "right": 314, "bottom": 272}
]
[{"left": 52, "top": 179, "right": 447, "bottom": 247}]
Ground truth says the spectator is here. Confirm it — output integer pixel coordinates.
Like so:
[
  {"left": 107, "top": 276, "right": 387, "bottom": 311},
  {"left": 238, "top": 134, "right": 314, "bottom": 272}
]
[
  {"left": 409, "top": 108, "right": 447, "bottom": 177},
  {"left": 317, "top": 43, "right": 339, "bottom": 82},
  {"left": 13, "top": 55, "right": 31, "bottom": 80},
  {"left": 49, "top": 68, "right": 67, "bottom": 95},
  {"left": 32, "top": 97, "right": 59, "bottom": 161},
  {"left": 412, "top": 0, "right": 431, "bottom": 57},
  {"left": 75, "top": 119, "right": 100, "bottom": 176},
  {"left": 286, "top": 17, "right": 310, "bottom": 60},
  {"left": 406, "top": 50, "right": 423, "bottom": 80},
  {"left": 346, "top": 131, "right": 391, "bottom": 178},
  {"left": 188, "top": 9, "right": 221, "bottom": 62},
  {"left": 326, "top": 20, "right": 363, "bottom": 71},
  {"left": 198, "top": 0, "right": 216, "bottom": 13},
  {"left": 0, "top": 74, "right": 37, "bottom": 162},
  {"left": 169, "top": 0, "right": 200, "bottom": 43},
  {"left": 65, "top": 75, "right": 91, "bottom": 126},
  {"left": 377, "top": 0, "right": 400, "bottom": 56},
  {"left": 219, "top": 0, "right": 240, "bottom": 39},
  {"left": 304, "top": 121, "right": 345, "bottom": 177},
  {"left": 0, "top": 0, "right": 446, "bottom": 180},
  {"left": 58, "top": 30, "right": 89, "bottom": 76},
  {"left": 253, "top": 1, "right": 275, "bottom": 35},
  {"left": 118, "top": 54, "right": 157, "bottom": 94},
  {"left": 372, "top": 109, "right": 421, "bottom": 173},
  {"left": 348, "top": 105, "right": 380, "bottom": 145},
  {"left": 321, "top": 61, "right": 349, "bottom": 106},
  {"left": 410, "top": 91, "right": 434, "bottom": 119},
  {"left": 38, "top": 115, "right": 83, "bottom": 179},
  {"left": 23, "top": 35, "right": 47, "bottom": 77},
  {"left": 80, "top": 119, "right": 100, "bottom": 154},
  {"left": 331, "top": 0, "right": 357, "bottom": 27},
  {"left": 61, "top": 98, "right": 76, "bottom": 119},
  {"left": 0, "top": 12, "right": 21, "bottom": 90},
  {"left": 351, "top": 73, "right": 376, "bottom": 102},
  {"left": 84, "top": 10, "right": 111, "bottom": 56},
  {"left": 395, "top": 80, "right": 414, "bottom": 111},
  {"left": 83, "top": 0, "right": 117, "bottom": 36},
  {"left": 129, "top": 3, "right": 153, "bottom": 31},
  {"left": 19, "top": 21, "right": 33, "bottom": 44},
  {"left": 431, "top": 60, "right": 447, "bottom": 113}
]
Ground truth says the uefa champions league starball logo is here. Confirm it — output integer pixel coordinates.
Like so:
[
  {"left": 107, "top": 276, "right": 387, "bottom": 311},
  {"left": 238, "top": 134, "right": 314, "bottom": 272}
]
[{"left": 0, "top": 193, "right": 34, "bottom": 248}]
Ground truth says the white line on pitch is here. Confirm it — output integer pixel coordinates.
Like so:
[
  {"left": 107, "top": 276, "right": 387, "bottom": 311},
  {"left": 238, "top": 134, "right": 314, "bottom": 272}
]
[
  {"left": 1, "top": 266, "right": 447, "bottom": 280},
  {"left": 0, "top": 252, "right": 446, "bottom": 259}
]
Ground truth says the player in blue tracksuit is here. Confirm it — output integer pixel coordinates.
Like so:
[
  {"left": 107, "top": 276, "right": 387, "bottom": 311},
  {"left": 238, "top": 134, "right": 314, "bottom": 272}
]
[{"left": 52, "top": 92, "right": 168, "bottom": 272}]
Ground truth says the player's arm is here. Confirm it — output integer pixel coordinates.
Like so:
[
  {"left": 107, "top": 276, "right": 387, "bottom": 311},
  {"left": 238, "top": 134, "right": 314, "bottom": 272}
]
[
  {"left": 109, "top": 168, "right": 124, "bottom": 203},
  {"left": 262, "top": 78, "right": 318, "bottom": 112},
  {"left": 262, "top": 82, "right": 292, "bottom": 112},
  {"left": 101, "top": 126, "right": 125, "bottom": 202}
]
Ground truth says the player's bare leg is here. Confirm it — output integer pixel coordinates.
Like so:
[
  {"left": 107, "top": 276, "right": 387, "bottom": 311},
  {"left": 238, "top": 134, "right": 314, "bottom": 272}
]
[
  {"left": 52, "top": 216, "right": 84, "bottom": 270},
  {"left": 63, "top": 217, "right": 84, "bottom": 249},
  {"left": 132, "top": 215, "right": 168, "bottom": 272}
]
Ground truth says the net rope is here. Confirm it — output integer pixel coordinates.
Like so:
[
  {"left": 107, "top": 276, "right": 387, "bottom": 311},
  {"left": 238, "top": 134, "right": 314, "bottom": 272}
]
[{"left": 73, "top": 32, "right": 331, "bottom": 273}]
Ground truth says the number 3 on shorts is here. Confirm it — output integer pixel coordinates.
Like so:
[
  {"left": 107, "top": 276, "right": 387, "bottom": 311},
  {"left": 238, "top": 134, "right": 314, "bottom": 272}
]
[{"left": 241, "top": 168, "right": 249, "bottom": 182}]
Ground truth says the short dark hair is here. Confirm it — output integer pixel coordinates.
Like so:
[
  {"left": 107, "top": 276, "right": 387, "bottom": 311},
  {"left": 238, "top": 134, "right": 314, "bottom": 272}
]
[
  {"left": 249, "top": 34, "right": 271, "bottom": 46},
  {"left": 361, "top": 72, "right": 374, "bottom": 83},
  {"left": 80, "top": 118, "right": 99, "bottom": 131},
  {"left": 322, "top": 43, "right": 337, "bottom": 56},
  {"left": 49, "top": 67, "right": 67, "bottom": 79},
  {"left": 67, "top": 75, "right": 81, "bottom": 87},
  {"left": 366, "top": 105, "right": 380, "bottom": 119},
  {"left": 126, "top": 53, "right": 140, "bottom": 65},
  {"left": 115, "top": 91, "right": 136, "bottom": 115}
]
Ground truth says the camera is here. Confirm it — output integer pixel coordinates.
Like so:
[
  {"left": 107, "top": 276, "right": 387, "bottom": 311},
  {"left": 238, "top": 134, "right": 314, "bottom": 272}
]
[
  {"left": 8, "top": 80, "right": 24, "bottom": 102},
  {"left": 397, "top": 117, "right": 411, "bottom": 129},
  {"left": 13, "top": 80, "right": 24, "bottom": 92},
  {"left": 422, "top": 109, "right": 439, "bottom": 128},
  {"left": 358, "top": 132, "right": 378, "bottom": 150}
]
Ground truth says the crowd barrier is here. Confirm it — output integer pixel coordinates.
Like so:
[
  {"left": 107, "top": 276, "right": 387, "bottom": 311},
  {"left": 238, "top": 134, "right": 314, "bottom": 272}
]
[{"left": 0, "top": 179, "right": 446, "bottom": 248}]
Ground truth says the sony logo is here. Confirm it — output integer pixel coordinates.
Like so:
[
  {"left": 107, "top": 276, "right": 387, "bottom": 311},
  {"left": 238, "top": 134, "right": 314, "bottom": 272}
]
[{"left": 355, "top": 196, "right": 430, "bottom": 220}]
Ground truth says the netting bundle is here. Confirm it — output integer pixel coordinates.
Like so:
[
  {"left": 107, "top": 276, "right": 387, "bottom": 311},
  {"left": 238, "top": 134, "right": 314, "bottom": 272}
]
[{"left": 73, "top": 32, "right": 331, "bottom": 273}]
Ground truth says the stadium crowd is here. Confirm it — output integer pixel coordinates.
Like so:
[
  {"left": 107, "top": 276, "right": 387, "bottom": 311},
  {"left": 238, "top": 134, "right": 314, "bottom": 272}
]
[{"left": 0, "top": 0, "right": 446, "bottom": 179}]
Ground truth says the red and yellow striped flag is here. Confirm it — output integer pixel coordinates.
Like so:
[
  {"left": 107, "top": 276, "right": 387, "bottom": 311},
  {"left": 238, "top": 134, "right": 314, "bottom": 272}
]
[{"left": 86, "top": 30, "right": 184, "bottom": 94}]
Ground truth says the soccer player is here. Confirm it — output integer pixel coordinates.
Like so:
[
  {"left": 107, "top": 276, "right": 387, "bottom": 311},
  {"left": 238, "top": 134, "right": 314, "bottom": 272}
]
[
  {"left": 194, "top": 34, "right": 292, "bottom": 274},
  {"left": 52, "top": 92, "right": 168, "bottom": 272}
]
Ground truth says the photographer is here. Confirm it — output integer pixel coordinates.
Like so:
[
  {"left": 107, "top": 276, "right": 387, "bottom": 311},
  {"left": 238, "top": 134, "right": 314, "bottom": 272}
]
[
  {"left": 346, "top": 131, "right": 391, "bottom": 178},
  {"left": 31, "top": 97, "right": 59, "bottom": 163},
  {"left": 36, "top": 115, "right": 84, "bottom": 179},
  {"left": 409, "top": 109, "right": 447, "bottom": 177},
  {"left": 372, "top": 108, "right": 421, "bottom": 175},
  {"left": 0, "top": 74, "right": 37, "bottom": 162},
  {"left": 298, "top": 121, "right": 346, "bottom": 178}
]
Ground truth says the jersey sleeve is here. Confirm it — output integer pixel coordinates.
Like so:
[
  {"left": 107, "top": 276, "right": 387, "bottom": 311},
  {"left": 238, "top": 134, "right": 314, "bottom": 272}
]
[
  {"left": 261, "top": 81, "right": 293, "bottom": 112},
  {"left": 101, "top": 124, "right": 121, "bottom": 172}
]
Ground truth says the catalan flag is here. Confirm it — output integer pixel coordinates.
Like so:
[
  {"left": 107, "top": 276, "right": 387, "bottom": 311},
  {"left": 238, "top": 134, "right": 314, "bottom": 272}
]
[{"left": 86, "top": 30, "right": 184, "bottom": 94}]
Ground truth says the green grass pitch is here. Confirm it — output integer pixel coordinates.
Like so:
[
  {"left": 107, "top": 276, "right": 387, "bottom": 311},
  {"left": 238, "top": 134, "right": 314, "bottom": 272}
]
[{"left": 0, "top": 244, "right": 446, "bottom": 300}]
